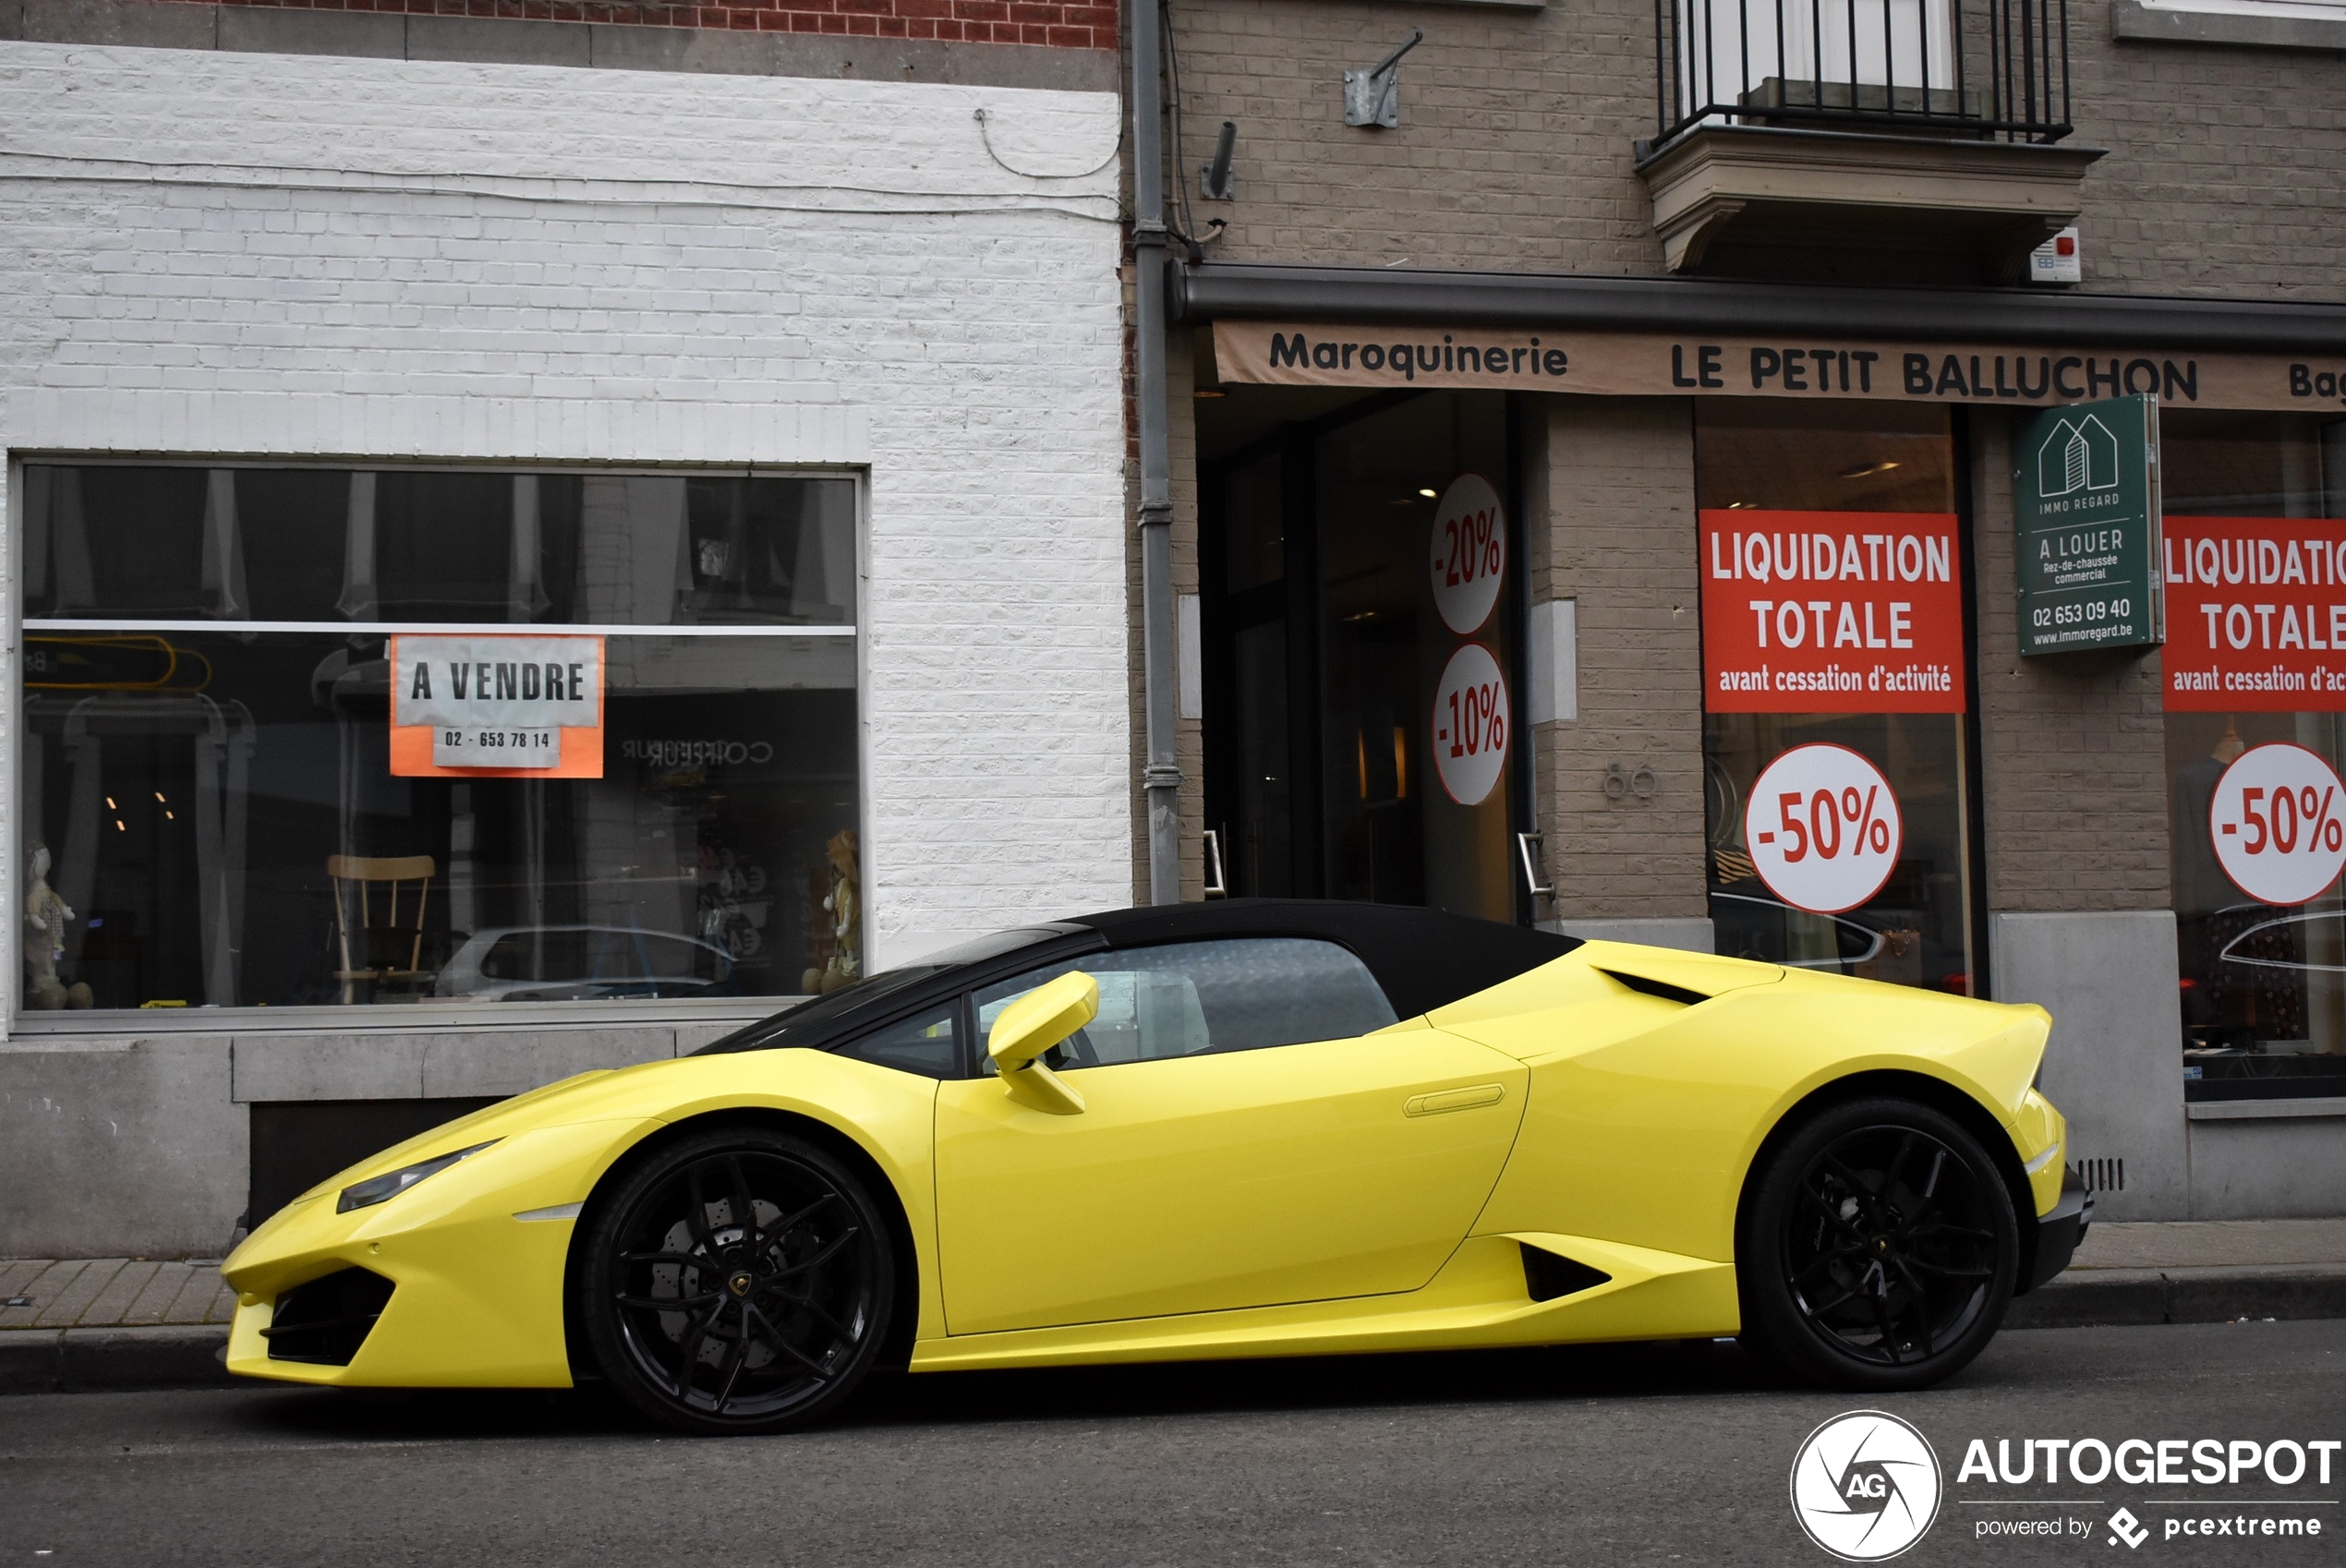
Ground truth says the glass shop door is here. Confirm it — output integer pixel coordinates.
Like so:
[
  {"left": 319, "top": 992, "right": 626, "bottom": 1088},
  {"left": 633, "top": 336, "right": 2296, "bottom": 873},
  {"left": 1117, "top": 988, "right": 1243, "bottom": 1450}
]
[{"left": 1201, "top": 390, "right": 1522, "bottom": 922}]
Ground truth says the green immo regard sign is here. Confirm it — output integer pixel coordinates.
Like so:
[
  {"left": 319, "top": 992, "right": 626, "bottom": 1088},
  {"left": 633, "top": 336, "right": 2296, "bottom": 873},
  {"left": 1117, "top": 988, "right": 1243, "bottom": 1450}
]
[{"left": 2014, "top": 394, "right": 2165, "bottom": 657}]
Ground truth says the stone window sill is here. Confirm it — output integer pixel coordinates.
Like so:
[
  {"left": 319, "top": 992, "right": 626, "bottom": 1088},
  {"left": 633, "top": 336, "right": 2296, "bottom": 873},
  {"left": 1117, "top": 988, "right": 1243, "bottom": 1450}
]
[{"left": 2114, "top": 0, "right": 2346, "bottom": 51}]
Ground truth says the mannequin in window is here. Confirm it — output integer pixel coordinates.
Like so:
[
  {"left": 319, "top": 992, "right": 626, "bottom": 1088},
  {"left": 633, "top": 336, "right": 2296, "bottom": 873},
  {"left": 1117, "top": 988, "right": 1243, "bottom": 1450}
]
[{"left": 24, "top": 842, "right": 91, "bottom": 1009}]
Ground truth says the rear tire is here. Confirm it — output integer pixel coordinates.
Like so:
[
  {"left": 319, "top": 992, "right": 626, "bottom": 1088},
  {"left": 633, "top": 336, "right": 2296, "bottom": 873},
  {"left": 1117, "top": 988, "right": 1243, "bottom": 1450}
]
[
  {"left": 579, "top": 1126, "right": 896, "bottom": 1435},
  {"left": 1738, "top": 1096, "right": 2018, "bottom": 1392}
]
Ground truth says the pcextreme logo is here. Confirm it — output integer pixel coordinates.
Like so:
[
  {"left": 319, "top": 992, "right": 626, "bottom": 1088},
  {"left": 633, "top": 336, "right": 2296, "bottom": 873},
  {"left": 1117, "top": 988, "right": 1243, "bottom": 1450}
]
[{"left": 1790, "top": 1410, "right": 1944, "bottom": 1562}]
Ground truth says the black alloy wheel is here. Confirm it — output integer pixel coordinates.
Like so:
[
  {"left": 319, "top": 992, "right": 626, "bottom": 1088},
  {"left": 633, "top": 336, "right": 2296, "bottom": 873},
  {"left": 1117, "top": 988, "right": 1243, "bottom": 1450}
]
[
  {"left": 579, "top": 1126, "right": 896, "bottom": 1434},
  {"left": 1739, "top": 1096, "right": 2019, "bottom": 1392}
]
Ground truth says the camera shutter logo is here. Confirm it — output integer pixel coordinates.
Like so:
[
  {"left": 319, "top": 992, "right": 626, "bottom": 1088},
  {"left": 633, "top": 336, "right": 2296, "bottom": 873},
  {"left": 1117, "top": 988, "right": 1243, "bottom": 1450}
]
[{"left": 1789, "top": 1411, "right": 1942, "bottom": 1562}]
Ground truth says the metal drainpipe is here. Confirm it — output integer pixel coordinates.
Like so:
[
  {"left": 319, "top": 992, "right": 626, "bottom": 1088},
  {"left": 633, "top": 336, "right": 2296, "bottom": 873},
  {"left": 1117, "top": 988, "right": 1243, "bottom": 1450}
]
[{"left": 1131, "top": 0, "right": 1182, "bottom": 904}]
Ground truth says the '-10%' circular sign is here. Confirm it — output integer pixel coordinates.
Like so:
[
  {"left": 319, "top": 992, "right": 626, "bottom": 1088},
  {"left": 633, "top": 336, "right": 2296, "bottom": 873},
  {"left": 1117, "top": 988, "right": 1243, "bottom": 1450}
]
[
  {"left": 1744, "top": 744, "right": 1905, "bottom": 915},
  {"left": 1429, "top": 473, "right": 1506, "bottom": 635},
  {"left": 1431, "top": 642, "right": 1510, "bottom": 806},
  {"left": 2209, "top": 742, "right": 2346, "bottom": 906}
]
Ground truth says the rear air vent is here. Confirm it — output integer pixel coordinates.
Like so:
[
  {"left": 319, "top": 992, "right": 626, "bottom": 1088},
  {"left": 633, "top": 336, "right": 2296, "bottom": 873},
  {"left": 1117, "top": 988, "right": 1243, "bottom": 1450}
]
[
  {"left": 263, "top": 1267, "right": 395, "bottom": 1365},
  {"left": 1597, "top": 969, "right": 1710, "bottom": 1007},
  {"left": 1520, "top": 1244, "right": 1614, "bottom": 1303},
  {"left": 2077, "top": 1157, "right": 2125, "bottom": 1193}
]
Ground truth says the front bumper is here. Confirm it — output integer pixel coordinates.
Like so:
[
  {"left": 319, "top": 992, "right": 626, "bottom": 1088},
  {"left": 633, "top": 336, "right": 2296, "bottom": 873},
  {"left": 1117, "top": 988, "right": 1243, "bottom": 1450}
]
[
  {"left": 222, "top": 1117, "right": 656, "bottom": 1388},
  {"left": 2019, "top": 1164, "right": 2094, "bottom": 1295}
]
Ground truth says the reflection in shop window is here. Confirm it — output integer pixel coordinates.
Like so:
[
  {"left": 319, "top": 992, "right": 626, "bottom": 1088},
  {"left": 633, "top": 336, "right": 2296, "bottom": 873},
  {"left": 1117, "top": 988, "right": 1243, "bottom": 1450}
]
[
  {"left": 2162, "top": 412, "right": 2346, "bottom": 1102},
  {"left": 18, "top": 463, "right": 861, "bottom": 1015},
  {"left": 1695, "top": 402, "right": 1979, "bottom": 995}
]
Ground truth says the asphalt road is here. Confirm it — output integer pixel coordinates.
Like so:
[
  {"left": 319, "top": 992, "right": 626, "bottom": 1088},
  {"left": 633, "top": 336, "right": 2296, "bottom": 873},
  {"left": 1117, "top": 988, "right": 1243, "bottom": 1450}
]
[{"left": 3, "top": 1321, "right": 2340, "bottom": 1567}]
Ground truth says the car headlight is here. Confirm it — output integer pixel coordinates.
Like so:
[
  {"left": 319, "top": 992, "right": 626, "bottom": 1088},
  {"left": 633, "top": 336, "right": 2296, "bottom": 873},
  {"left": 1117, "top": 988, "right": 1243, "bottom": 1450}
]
[{"left": 337, "top": 1140, "right": 499, "bottom": 1213}]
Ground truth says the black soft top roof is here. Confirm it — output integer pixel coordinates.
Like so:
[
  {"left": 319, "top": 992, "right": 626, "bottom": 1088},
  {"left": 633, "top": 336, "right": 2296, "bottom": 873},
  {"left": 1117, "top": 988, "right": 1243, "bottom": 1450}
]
[
  {"left": 1062, "top": 899, "right": 1580, "bottom": 1021},
  {"left": 695, "top": 899, "right": 1578, "bottom": 1057}
]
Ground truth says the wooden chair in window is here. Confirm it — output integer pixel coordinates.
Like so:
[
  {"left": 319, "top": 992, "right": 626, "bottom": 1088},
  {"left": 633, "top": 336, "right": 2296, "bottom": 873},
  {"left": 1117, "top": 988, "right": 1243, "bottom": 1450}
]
[{"left": 327, "top": 854, "right": 437, "bottom": 1004}]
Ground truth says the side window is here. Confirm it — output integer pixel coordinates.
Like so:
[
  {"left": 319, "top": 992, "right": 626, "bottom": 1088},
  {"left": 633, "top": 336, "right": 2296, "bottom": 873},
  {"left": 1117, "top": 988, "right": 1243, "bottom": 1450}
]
[
  {"left": 834, "top": 1001, "right": 958, "bottom": 1079},
  {"left": 972, "top": 937, "right": 1397, "bottom": 1072}
]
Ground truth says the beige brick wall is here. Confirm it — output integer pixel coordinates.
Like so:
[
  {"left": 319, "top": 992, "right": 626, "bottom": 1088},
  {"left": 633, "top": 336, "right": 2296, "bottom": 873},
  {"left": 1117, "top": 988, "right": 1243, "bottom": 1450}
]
[
  {"left": 1531, "top": 395, "right": 1711, "bottom": 920},
  {"left": 1167, "top": 0, "right": 2346, "bottom": 298},
  {"left": 1147, "top": 2, "right": 2341, "bottom": 909},
  {"left": 1167, "top": 0, "right": 1659, "bottom": 274},
  {"left": 2066, "top": 32, "right": 2346, "bottom": 296},
  {"left": 1970, "top": 409, "right": 2174, "bottom": 912}
]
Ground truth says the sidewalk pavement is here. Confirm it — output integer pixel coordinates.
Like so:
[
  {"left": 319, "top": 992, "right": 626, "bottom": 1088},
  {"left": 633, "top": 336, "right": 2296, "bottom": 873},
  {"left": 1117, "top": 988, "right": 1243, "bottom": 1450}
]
[
  {"left": 2004, "top": 1216, "right": 2346, "bottom": 1330},
  {"left": 3, "top": 1220, "right": 2341, "bottom": 1393},
  {"left": 0, "top": 1258, "right": 238, "bottom": 1395}
]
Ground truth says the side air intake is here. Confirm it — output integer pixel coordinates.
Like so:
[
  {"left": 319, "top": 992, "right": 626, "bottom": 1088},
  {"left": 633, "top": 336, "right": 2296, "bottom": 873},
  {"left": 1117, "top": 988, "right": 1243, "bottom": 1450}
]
[
  {"left": 263, "top": 1267, "right": 395, "bottom": 1366},
  {"left": 1520, "top": 1244, "right": 1614, "bottom": 1303},
  {"left": 1597, "top": 969, "right": 1710, "bottom": 1007}
]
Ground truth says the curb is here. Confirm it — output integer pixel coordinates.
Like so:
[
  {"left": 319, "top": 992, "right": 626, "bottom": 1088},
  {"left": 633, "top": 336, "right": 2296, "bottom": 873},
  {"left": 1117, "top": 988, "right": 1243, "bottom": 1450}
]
[
  {"left": 2006, "top": 1263, "right": 2346, "bottom": 1330},
  {"left": 0, "top": 1325, "right": 233, "bottom": 1395}
]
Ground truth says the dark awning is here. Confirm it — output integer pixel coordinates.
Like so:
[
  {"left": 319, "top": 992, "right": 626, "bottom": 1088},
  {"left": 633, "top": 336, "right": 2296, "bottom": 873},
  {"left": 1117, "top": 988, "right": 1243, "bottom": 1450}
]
[{"left": 1173, "top": 260, "right": 2346, "bottom": 356}]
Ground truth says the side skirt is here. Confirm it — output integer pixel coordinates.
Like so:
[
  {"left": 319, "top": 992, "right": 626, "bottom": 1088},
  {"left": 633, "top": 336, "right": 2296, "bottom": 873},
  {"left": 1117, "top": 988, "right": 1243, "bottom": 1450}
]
[{"left": 906, "top": 1232, "right": 1738, "bottom": 1373}]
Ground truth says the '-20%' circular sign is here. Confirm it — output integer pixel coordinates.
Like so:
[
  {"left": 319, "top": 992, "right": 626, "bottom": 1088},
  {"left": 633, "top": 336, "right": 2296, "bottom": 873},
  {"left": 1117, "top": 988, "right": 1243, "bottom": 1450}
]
[
  {"left": 1429, "top": 473, "right": 1506, "bottom": 635},
  {"left": 2209, "top": 742, "right": 2346, "bottom": 907},
  {"left": 1431, "top": 642, "right": 1510, "bottom": 806},
  {"left": 1744, "top": 744, "right": 1905, "bottom": 915}
]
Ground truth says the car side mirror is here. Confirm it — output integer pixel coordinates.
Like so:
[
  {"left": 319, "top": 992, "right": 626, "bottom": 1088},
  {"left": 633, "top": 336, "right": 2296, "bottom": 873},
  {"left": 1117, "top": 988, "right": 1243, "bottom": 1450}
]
[{"left": 986, "top": 971, "right": 1094, "bottom": 1116}]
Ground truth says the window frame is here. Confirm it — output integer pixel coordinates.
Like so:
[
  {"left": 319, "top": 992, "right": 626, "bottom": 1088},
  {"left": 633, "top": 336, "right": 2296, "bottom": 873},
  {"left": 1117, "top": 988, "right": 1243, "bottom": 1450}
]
[{"left": 6, "top": 452, "right": 870, "bottom": 1035}]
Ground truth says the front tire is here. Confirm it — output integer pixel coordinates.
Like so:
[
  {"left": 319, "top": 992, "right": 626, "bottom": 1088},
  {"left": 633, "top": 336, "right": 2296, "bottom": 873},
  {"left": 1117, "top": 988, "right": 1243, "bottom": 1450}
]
[
  {"left": 1738, "top": 1097, "right": 2018, "bottom": 1392},
  {"left": 579, "top": 1126, "right": 896, "bottom": 1434}
]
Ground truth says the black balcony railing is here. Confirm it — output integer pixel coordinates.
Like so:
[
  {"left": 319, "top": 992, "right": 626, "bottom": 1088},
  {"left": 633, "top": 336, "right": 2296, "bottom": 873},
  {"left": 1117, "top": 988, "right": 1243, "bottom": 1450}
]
[{"left": 1652, "top": 0, "right": 2073, "bottom": 149}]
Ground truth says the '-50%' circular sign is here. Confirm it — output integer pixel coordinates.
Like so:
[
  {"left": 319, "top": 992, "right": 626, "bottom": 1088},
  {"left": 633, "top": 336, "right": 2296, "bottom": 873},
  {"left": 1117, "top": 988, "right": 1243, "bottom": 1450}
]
[
  {"left": 2210, "top": 742, "right": 2346, "bottom": 906},
  {"left": 1429, "top": 473, "right": 1506, "bottom": 635},
  {"left": 1744, "top": 744, "right": 1905, "bottom": 915},
  {"left": 1431, "top": 642, "right": 1510, "bottom": 806}
]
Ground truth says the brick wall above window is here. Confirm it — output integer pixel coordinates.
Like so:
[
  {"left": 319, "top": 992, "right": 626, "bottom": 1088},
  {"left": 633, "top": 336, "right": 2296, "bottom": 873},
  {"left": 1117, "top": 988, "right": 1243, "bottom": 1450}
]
[{"left": 156, "top": 0, "right": 1118, "bottom": 50}]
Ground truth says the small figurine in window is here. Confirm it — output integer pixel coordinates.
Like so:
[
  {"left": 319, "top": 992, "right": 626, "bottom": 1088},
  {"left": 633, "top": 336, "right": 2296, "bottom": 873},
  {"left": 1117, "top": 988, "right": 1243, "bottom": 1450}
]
[
  {"left": 24, "top": 842, "right": 91, "bottom": 1009},
  {"left": 805, "top": 828, "right": 861, "bottom": 995}
]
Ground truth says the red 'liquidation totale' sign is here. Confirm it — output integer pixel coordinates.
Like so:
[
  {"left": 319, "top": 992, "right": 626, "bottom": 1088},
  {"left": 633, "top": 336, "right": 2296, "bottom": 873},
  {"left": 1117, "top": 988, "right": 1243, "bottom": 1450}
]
[
  {"left": 2163, "top": 515, "right": 2346, "bottom": 712},
  {"left": 1700, "top": 510, "right": 1966, "bottom": 714}
]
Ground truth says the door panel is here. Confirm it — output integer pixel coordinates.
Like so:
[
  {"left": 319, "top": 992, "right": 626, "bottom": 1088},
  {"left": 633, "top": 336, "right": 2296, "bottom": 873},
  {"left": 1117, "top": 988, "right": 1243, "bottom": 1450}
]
[{"left": 934, "top": 1028, "right": 1528, "bottom": 1335}]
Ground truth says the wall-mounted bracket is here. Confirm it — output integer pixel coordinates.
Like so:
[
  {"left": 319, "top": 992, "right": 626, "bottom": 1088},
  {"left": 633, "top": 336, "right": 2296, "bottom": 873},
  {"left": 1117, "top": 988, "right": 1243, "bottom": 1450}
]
[
  {"left": 1200, "top": 120, "right": 1237, "bottom": 201},
  {"left": 1344, "top": 30, "right": 1422, "bottom": 129}
]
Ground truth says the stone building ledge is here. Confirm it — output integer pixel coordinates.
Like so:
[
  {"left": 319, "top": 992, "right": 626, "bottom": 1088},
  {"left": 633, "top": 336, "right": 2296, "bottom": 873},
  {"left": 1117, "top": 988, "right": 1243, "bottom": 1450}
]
[{"left": 1636, "top": 125, "right": 2107, "bottom": 282}]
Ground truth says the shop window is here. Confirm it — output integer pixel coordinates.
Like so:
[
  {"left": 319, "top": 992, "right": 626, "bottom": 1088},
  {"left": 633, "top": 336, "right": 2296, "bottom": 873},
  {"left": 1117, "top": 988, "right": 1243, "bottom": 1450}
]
[
  {"left": 1695, "top": 402, "right": 1979, "bottom": 994},
  {"left": 2161, "top": 411, "right": 2346, "bottom": 1102},
  {"left": 18, "top": 463, "right": 860, "bottom": 1017}
]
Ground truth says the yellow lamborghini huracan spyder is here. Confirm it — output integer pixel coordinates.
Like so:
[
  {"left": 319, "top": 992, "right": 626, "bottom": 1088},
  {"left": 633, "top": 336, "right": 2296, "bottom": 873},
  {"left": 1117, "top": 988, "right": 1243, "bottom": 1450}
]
[{"left": 222, "top": 899, "right": 2090, "bottom": 1433}]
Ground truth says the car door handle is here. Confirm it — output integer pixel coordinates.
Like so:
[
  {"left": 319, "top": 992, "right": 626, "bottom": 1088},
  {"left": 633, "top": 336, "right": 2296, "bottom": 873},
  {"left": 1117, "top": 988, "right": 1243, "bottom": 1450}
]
[{"left": 1403, "top": 1083, "right": 1506, "bottom": 1118}]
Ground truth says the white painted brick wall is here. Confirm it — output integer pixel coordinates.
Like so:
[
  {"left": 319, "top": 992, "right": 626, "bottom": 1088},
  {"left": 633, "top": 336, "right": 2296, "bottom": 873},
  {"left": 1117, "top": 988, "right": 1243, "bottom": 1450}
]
[{"left": 0, "top": 40, "right": 1132, "bottom": 990}]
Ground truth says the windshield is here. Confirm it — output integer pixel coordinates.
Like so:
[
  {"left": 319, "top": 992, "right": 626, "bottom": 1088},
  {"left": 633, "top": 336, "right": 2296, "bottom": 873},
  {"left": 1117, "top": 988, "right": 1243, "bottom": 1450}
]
[{"left": 690, "top": 926, "right": 1073, "bottom": 1055}]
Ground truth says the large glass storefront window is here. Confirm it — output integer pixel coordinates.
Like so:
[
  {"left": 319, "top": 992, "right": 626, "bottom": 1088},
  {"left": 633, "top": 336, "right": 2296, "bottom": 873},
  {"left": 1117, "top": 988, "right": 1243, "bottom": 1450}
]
[
  {"left": 18, "top": 464, "right": 860, "bottom": 1014},
  {"left": 1201, "top": 390, "right": 1520, "bottom": 922},
  {"left": 2162, "top": 411, "right": 2346, "bottom": 1101},
  {"left": 1696, "top": 403, "right": 1979, "bottom": 993}
]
